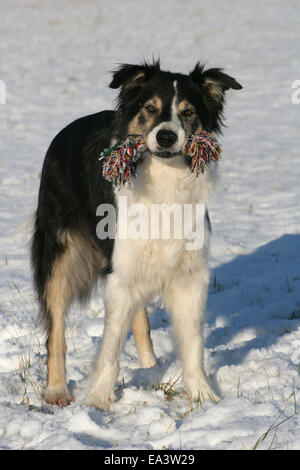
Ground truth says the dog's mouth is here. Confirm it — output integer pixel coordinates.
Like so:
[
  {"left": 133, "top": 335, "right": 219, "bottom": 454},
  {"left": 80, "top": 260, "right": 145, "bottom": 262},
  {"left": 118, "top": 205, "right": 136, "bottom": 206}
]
[{"left": 154, "top": 149, "right": 177, "bottom": 159}]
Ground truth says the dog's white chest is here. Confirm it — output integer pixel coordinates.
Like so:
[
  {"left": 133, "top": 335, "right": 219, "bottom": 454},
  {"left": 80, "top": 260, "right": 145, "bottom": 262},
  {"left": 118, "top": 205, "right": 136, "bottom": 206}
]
[{"left": 112, "top": 156, "right": 215, "bottom": 289}]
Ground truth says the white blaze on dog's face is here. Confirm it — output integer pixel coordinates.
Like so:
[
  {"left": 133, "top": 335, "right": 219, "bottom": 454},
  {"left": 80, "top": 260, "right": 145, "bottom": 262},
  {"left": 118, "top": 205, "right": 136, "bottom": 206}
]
[{"left": 146, "top": 81, "right": 186, "bottom": 158}]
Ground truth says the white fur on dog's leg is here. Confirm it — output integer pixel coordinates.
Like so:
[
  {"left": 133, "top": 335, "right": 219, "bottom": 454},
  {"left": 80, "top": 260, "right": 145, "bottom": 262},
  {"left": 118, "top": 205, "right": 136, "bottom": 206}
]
[
  {"left": 86, "top": 361, "right": 119, "bottom": 411},
  {"left": 86, "top": 273, "right": 137, "bottom": 410},
  {"left": 164, "top": 267, "right": 219, "bottom": 404}
]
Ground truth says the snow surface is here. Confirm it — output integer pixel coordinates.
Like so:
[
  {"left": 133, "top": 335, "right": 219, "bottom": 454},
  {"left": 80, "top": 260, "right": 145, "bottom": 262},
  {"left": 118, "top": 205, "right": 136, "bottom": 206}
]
[{"left": 1, "top": 0, "right": 300, "bottom": 450}]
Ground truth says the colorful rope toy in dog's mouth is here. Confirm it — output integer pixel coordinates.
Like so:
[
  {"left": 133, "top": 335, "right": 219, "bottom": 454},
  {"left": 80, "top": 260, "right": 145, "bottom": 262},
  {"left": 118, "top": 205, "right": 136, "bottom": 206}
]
[{"left": 100, "top": 131, "right": 221, "bottom": 188}]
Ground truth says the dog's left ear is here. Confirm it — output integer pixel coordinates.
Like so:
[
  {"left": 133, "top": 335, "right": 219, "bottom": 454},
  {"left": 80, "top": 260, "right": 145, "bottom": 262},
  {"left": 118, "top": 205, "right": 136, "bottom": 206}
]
[
  {"left": 109, "top": 61, "right": 160, "bottom": 89},
  {"left": 190, "top": 63, "right": 242, "bottom": 102}
]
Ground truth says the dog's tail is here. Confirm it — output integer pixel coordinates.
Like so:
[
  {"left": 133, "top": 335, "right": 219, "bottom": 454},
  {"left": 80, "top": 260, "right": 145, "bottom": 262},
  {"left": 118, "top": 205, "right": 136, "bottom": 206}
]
[{"left": 31, "top": 212, "right": 60, "bottom": 337}]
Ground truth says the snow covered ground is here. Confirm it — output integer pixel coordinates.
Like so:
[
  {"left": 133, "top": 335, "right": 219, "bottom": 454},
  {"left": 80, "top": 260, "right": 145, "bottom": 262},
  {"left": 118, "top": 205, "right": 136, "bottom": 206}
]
[{"left": 1, "top": 0, "right": 300, "bottom": 450}]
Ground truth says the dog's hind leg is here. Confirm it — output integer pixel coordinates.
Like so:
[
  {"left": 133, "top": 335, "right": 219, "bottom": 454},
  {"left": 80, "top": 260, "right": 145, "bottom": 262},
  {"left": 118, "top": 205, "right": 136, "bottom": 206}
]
[
  {"left": 132, "top": 306, "right": 156, "bottom": 368},
  {"left": 33, "top": 226, "right": 107, "bottom": 406},
  {"left": 42, "top": 246, "right": 75, "bottom": 406}
]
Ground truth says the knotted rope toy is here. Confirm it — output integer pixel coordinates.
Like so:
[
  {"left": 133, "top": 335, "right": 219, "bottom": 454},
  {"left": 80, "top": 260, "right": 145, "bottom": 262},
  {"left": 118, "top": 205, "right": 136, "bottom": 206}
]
[
  {"left": 100, "top": 131, "right": 221, "bottom": 188},
  {"left": 182, "top": 132, "right": 221, "bottom": 177}
]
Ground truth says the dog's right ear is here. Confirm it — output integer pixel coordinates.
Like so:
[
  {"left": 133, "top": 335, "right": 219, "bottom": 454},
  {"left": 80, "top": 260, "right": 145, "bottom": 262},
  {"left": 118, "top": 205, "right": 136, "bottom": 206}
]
[
  {"left": 109, "top": 64, "right": 146, "bottom": 89},
  {"left": 109, "top": 61, "right": 160, "bottom": 89}
]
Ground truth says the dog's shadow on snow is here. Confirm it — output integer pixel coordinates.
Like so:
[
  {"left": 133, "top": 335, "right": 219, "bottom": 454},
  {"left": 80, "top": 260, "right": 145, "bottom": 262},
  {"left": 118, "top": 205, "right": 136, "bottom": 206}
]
[
  {"left": 129, "top": 234, "right": 300, "bottom": 393},
  {"left": 205, "top": 233, "right": 300, "bottom": 372}
]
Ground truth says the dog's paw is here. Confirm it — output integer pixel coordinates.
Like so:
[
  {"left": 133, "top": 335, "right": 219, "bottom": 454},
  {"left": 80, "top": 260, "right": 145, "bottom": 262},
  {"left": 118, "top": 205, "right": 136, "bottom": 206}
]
[
  {"left": 185, "top": 375, "right": 221, "bottom": 404},
  {"left": 139, "top": 353, "right": 157, "bottom": 369},
  {"left": 190, "top": 387, "right": 220, "bottom": 404},
  {"left": 85, "top": 390, "right": 116, "bottom": 411},
  {"left": 43, "top": 385, "right": 73, "bottom": 407}
]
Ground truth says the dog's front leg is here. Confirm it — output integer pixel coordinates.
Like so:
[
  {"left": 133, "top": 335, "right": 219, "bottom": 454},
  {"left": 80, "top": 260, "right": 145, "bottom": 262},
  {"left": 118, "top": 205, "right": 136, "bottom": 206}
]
[
  {"left": 164, "top": 270, "right": 219, "bottom": 404},
  {"left": 86, "top": 274, "right": 137, "bottom": 411}
]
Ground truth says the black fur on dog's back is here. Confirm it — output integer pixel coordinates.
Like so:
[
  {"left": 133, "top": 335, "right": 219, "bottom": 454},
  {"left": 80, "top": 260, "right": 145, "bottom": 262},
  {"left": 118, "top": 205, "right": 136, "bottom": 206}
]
[{"left": 31, "top": 110, "right": 116, "bottom": 335}]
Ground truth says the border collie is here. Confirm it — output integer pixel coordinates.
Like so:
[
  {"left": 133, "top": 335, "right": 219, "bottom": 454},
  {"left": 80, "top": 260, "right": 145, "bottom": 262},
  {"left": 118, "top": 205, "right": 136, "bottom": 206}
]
[{"left": 31, "top": 61, "right": 242, "bottom": 410}]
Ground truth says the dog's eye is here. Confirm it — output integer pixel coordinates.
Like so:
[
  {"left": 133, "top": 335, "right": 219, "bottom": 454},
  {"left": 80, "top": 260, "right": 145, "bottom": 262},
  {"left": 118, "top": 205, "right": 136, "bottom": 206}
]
[
  {"left": 145, "top": 104, "right": 156, "bottom": 113},
  {"left": 182, "top": 109, "right": 195, "bottom": 117}
]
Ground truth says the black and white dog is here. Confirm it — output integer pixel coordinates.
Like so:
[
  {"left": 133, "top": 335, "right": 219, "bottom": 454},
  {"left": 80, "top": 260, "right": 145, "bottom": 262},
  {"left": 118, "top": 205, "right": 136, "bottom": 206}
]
[{"left": 31, "top": 61, "right": 242, "bottom": 409}]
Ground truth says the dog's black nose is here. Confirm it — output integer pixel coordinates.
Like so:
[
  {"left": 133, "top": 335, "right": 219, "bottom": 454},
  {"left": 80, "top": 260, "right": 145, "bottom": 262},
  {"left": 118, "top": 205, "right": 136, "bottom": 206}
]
[{"left": 156, "top": 129, "right": 178, "bottom": 148}]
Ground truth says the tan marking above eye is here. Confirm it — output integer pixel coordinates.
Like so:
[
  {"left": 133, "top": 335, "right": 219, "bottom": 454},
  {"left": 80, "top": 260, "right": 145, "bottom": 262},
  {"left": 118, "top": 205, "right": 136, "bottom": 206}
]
[{"left": 178, "top": 100, "right": 196, "bottom": 117}]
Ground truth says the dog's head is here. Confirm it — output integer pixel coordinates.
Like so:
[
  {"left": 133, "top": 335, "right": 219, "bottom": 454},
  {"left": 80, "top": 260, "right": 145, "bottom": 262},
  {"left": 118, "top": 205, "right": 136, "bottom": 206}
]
[{"left": 110, "top": 60, "right": 242, "bottom": 159}]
